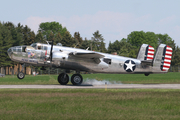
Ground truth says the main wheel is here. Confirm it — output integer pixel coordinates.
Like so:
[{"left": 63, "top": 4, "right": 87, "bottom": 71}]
[
  {"left": 144, "top": 73, "right": 149, "bottom": 76},
  {"left": 71, "top": 74, "right": 83, "bottom": 85},
  {"left": 58, "top": 73, "right": 69, "bottom": 85},
  {"left": 17, "top": 72, "right": 25, "bottom": 79}
]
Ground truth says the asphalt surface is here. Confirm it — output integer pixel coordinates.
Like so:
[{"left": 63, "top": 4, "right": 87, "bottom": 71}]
[{"left": 0, "top": 84, "right": 180, "bottom": 89}]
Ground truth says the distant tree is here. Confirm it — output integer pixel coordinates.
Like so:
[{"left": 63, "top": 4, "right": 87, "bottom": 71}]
[
  {"left": 156, "top": 33, "right": 175, "bottom": 49},
  {"left": 73, "top": 32, "right": 83, "bottom": 48},
  {"left": 91, "top": 30, "right": 106, "bottom": 52},
  {"left": 54, "top": 32, "right": 62, "bottom": 45},
  {"left": 22, "top": 25, "right": 35, "bottom": 45},
  {"left": 79, "top": 38, "right": 91, "bottom": 50},
  {"left": 4, "top": 22, "right": 22, "bottom": 46},
  {"left": 35, "top": 31, "right": 44, "bottom": 43},
  {"left": 127, "top": 31, "right": 158, "bottom": 49},
  {"left": 171, "top": 46, "right": 180, "bottom": 66},
  {"left": 38, "top": 22, "right": 67, "bottom": 42},
  {"left": 61, "top": 31, "right": 75, "bottom": 47},
  {"left": 107, "top": 39, "right": 136, "bottom": 58},
  {"left": 0, "top": 22, "right": 13, "bottom": 67}
]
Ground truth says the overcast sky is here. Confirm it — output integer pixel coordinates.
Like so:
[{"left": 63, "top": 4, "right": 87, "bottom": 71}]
[{"left": 1, "top": 0, "right": 180, "bottom": 47}]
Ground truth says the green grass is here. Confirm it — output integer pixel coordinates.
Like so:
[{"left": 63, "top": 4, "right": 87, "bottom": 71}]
[
  {"left": 0, "top": 72, "right": 180, "bottom": 84},
  {"left": 0, "top": 89, "right": 180, "bottom": 120}
]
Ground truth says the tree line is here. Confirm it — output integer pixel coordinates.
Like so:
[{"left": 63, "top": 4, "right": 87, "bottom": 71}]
[{"left": 0, "top": 21, "right": 180, "bottom": 68}]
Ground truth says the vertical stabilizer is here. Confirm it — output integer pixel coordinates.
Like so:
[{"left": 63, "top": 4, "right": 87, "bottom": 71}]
[
  {"left": 153, "top": 44, "right": 172, "bottom": 71},
  {"left": 137, "top": 44, "right": 154, "bottom": 61},
  {"left": 146, "top": 45, "right": 154, "bottom": 60}
]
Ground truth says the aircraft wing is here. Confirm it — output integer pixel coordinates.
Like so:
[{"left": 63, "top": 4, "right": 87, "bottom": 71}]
[{"left": 69, "top": 52, "right": 105, "bottom": 59}]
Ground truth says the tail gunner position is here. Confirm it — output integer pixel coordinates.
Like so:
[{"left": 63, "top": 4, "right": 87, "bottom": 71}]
[{"left": 7, "top": 41, "right": 173, "bottom": 85}]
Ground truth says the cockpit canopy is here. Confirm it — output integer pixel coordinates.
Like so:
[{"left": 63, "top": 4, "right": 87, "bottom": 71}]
[{"left": 30, "top": 43, "right": 48, "bottom": 50}]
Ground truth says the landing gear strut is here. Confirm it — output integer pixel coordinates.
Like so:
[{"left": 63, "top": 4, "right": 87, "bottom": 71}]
[{"left": 57, "top": 73, "right": 69, "bottom": 85}]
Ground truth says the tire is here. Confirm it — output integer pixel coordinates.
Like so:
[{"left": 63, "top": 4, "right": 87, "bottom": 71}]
[
  {"left": 144, "top": 73, "right": 149, "bottom": 76},
  {"left": 71, "top": 74, "right": 83, "bottom": 85},
  {"left": 17, "top": 72, "right": 25, "bottom": 79},
  {"left": 58, "top": 73, "right": 69, "bottom": 85}
]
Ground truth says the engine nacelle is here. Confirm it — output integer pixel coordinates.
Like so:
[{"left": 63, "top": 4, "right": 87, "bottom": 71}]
[{"left": 52, "top": 52, "right": 68, "bottom": 60}]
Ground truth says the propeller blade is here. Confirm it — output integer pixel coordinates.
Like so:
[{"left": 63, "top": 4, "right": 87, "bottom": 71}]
[{"left": 50, "top": 40, "right": 54, "bottom": 61}]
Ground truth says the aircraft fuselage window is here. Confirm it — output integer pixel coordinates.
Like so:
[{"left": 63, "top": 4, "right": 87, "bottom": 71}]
[
  {"left": 38, "top": 46, "right": 41, "bottom": 50},
  {"left": 43, "top": 46, "right": 47, "bottom": 50}
]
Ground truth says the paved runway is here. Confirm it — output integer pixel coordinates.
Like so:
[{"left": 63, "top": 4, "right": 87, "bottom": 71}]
[{"left": 0, "top": 84, "right": 180, "bottom": 89}]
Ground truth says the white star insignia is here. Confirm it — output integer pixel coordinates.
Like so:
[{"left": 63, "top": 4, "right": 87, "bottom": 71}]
[{"left": 125, "top": 60, "right": 135, "bottom": 71}]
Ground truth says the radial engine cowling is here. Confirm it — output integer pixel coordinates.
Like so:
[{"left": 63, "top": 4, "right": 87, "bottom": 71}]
[{"left": 52, "top": 52, "right": 68, "bottom": 60}]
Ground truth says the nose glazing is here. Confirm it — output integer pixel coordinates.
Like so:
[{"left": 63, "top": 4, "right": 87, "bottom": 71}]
[{"left": 7, "top": 47, "right": 13, "bottom": 58}]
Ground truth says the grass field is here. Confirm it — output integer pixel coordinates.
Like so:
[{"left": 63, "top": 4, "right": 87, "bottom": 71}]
[
  {"left": 0, "top": 73, "right": 180, "bottom": 119},
  {"left": 0, "top": 72, "right": 180, "bottom": 84},
  {"left": 0, "top": 89, "right": 180, "bottom": 120}
]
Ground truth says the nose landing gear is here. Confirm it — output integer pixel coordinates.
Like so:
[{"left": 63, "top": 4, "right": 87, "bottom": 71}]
[
  {"left": 17, "top": 64, "right": 25, "bottom": 79},
  {"left": 17, "top": 72, "right": 25, "bottom": 79}
]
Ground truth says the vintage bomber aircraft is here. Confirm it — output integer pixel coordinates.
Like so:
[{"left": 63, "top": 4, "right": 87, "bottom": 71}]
[{"left": 7, "top": 41, "right": 172, "bottom": 85}]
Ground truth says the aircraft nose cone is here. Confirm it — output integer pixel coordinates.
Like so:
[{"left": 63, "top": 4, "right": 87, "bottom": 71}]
[{"left": 7, "top": 47, "right": 13, "bottom": 58}]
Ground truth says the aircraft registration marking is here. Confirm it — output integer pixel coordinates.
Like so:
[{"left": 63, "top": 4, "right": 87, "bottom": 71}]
[{"left": 22, "top": 59, "right": 38, "bottom": 64}]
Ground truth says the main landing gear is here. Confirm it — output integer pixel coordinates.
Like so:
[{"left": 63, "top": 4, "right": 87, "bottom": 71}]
[{"left": 57, "top": 73, "right": 83, "bottom": 85}]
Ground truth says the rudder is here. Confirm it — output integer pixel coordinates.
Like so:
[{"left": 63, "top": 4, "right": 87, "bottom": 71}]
[
  {"left": 153, "top": 44, "right": 172, "bottom": 71},
  {"left": 137, "top": 44, "right": 154, "bottom": 61}
]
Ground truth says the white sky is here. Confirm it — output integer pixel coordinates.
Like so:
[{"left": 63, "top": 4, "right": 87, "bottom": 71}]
[{"left": 1, "top": 0, "right": 180, "bottom": 47}]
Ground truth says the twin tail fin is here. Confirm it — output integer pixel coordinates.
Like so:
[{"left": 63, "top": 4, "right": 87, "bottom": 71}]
[{"left": 138, "top": 44, "right": 173, "bottom": 72}]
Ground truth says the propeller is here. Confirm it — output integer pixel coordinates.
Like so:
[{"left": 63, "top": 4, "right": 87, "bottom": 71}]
[{"left": 50, "top": 40, "right": 54, "bottom": 62}]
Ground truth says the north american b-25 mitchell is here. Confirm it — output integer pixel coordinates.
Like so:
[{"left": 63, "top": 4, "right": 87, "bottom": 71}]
[{"left": 7, "top": 41, "right": 172, "bottom": 85}]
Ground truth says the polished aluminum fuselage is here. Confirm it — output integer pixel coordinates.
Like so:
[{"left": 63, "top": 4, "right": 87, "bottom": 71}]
[{"left": 7, "top": 43, "right": 165, "bottom": 74}]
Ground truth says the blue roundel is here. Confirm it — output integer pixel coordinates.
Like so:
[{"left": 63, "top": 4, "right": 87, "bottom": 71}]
[{"left": 123, "top": 60, "right": 136, "bottom": 72}]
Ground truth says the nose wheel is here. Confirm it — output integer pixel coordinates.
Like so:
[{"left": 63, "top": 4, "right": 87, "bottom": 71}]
[
  {"left": 17, "top": 72, "right": 25, "bottom": 79},
  {"left": 71, "top": 74, "right": 83, "bottom": 85}
]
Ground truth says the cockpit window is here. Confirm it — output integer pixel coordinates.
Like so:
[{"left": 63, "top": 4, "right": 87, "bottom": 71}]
[
  {"left": 13, "top": 47, "right": 16, "bottom": 52},
  {"left": 31, "top": 43, "right": 37, "bottom": 49},
  {"left": 17, "top": 46, "right": 21, "bottom": 52}
]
